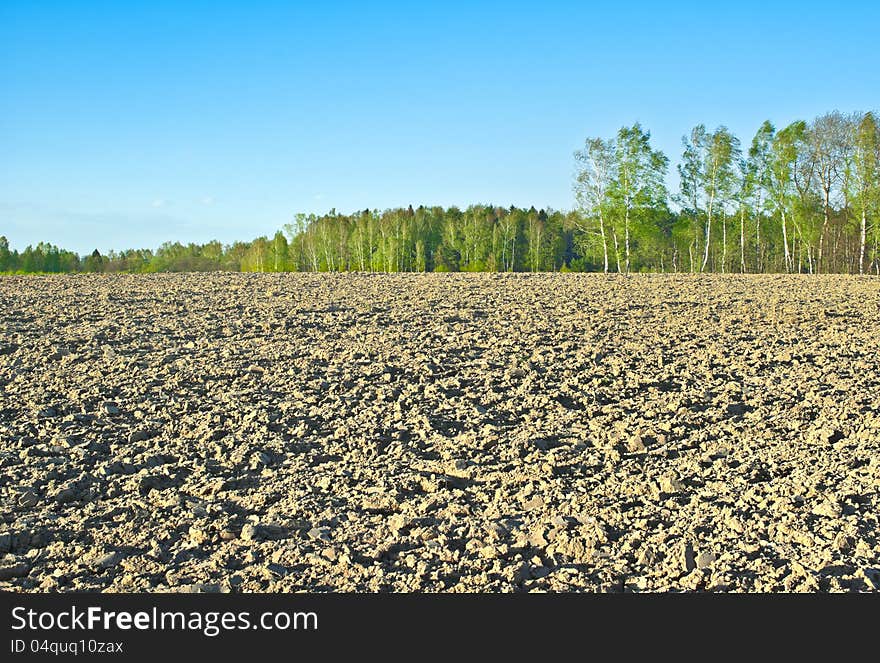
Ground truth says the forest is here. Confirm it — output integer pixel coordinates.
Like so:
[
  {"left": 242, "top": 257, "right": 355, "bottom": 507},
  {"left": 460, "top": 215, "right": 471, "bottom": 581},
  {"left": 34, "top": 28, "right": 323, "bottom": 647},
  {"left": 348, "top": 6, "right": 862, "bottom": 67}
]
[{"left": 2, "top": 110, "right": 878, "bottom": 275}]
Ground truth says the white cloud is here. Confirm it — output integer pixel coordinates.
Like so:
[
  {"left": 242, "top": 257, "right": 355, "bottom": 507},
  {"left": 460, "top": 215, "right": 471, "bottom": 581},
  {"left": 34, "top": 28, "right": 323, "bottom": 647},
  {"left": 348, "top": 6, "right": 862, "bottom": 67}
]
[
  {"left": 201, "top": 196, "right": 215, "bottom": 206},
  {"left": 151, "top": 198, "right": 168, "bottom": 208}
]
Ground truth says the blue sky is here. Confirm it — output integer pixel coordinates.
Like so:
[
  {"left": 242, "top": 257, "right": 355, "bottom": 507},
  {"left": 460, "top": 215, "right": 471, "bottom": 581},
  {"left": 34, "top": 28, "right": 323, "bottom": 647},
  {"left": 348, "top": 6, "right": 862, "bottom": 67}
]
[{"left": 2, "top": 1, "right": 878, "bottom": 254}]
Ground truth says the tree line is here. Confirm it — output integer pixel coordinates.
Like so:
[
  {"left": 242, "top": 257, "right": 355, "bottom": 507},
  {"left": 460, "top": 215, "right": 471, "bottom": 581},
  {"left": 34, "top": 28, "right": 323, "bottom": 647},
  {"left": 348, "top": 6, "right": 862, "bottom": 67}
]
[
  {"left": 0, "top": 236, "right": 292, "bottom": 274},
  {"left": 574, "top": 110, "right": 879, "bottom": 275},
  {"left": 2, "top": 109, "right": 877, "bottom": 275}
]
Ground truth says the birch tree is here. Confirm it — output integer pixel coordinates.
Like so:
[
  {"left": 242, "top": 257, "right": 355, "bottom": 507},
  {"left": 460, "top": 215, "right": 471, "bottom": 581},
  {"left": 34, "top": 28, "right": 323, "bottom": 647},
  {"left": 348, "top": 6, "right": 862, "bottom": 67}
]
[
  {"left": 609, "top": 124, "right": 668, "bottom": 274},
  {"left": 747, "top": 122, "right": 774, "bottom": 272},
  {"left": 851, "top": 112, "right": 879, "bottom": 274},
  {"left": 573, "top": 137, "right": 615, "bottom": 272},
  {"left": 700, "top": 127, "right": 741, "bottom": 272},
  {"left": 498, "top": 207, "right": 519, "bottom": 271},
  {"left": 526, "top": 208, "right": 546, "bottom": 272},
  {"left": 677, "top": 125, "right": 707, "bottom": 272},
  {"left": 767, "top": 121, "right": 806, "bottom": 272},
  {"left": 805, "top": 112, "right": 851, "bottom": 272}
]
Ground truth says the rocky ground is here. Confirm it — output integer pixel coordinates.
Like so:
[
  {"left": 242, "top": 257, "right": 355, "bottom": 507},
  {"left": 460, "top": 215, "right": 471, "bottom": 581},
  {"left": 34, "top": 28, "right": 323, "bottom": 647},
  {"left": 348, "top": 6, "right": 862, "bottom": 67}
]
[{"left": 1, "top": 272, "right": 879, "bottom": 593}]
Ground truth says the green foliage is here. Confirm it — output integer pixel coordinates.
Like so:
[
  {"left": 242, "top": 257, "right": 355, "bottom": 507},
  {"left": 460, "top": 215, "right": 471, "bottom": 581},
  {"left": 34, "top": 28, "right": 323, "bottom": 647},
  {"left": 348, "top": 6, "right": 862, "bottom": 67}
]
[
  {"left": 0, "top": 236, "right": 12, "bottom": 272},
  {"left": 83, "top": 249, "right": 105, "bottom": 273}
]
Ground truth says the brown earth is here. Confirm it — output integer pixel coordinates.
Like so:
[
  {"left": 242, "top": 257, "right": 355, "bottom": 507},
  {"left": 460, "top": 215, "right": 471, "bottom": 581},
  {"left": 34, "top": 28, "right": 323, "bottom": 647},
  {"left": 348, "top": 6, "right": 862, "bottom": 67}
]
[{"left": 1, "top": 272, "right": 879, "bottom": 592}]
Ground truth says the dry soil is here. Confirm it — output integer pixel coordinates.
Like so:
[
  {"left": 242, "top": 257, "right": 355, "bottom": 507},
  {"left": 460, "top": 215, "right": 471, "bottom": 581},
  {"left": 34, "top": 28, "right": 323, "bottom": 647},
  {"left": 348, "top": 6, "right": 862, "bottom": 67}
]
[{"left": 1, "top": 272, "right": 879, "bottom": 592}]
